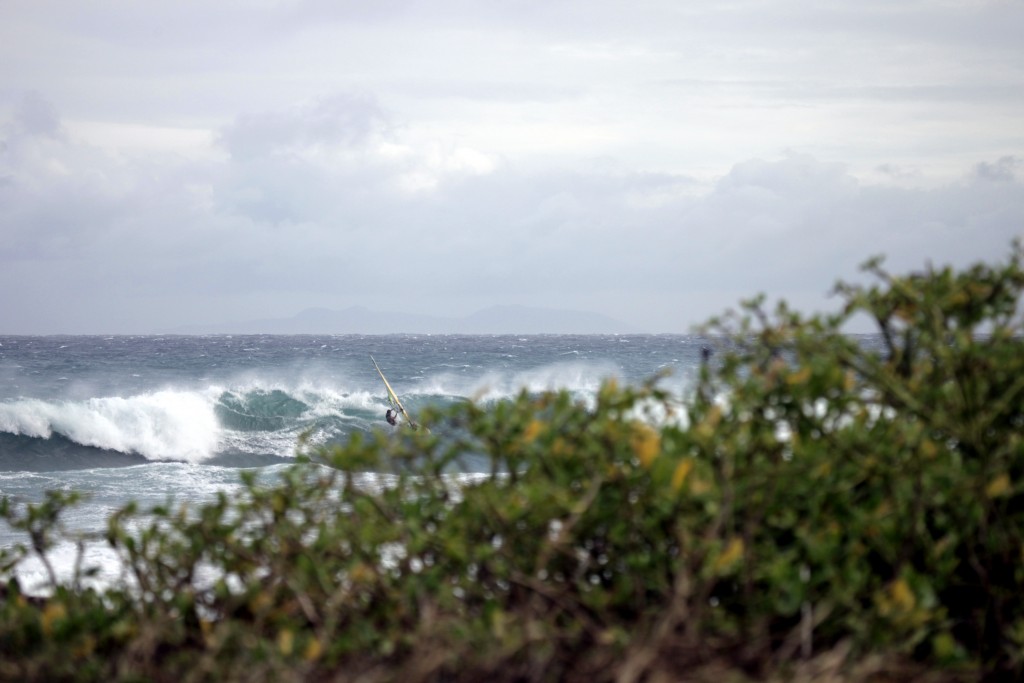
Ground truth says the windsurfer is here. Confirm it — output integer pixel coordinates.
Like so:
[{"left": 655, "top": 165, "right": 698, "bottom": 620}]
[{"left": 386, "top": 409, "right": 398, "bottom": 426}]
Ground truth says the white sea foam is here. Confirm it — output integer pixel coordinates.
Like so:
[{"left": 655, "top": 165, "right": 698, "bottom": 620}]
[
  {"left": 0, "top": 391, "right": 220, "bottom": 462},
  {"left": 4, "top": 464, "right": 388, "bottom": 595},
  {"left": 409, "top": 360, "right": 618, "bottom": 404}
]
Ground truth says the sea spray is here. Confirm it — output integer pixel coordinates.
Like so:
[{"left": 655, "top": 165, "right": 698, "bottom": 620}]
[
  {"left": 0, "top": 391, "right": 219, "bottom": 462},
  {"left": 0, "top": 333, "right": 713, "bottom": 598}
]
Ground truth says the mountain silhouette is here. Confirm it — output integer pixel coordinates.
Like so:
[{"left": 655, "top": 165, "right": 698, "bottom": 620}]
[{"left": 172, "top": 305, "right": 635, "bottom": 334}]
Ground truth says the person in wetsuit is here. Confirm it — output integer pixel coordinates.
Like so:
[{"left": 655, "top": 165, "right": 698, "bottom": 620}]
[{"left": 386, "top": 408, "right": 398, "bottom": 426}]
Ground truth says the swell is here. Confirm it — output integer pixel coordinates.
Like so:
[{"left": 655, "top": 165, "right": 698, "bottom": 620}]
[{"left": 0, "top": 432, "right": 149, "bottom": 472}]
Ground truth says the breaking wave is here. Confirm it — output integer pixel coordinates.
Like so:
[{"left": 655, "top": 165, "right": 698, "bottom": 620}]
[
  {"left": 0, "top": 391, "right": 219, "bottom": 463},
  {"left": 0, "top": 359, "right": 642, "bottom": 470}
]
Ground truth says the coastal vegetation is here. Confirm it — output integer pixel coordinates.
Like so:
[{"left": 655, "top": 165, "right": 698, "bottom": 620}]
[{"left": 2, "top": 242, "right": 1023, "bottom": 682}]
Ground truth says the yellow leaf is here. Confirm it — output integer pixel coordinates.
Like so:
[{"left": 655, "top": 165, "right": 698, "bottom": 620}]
[
  {"left": 490, "top": 607, "right": 507, "bottom": 639},
  {"left": 522, "top": 419, "right": 544, "bottom": 444},
  {"left": 688, "top": 474, "right": 711, "bottom": 496},
  {"left": 705, "top": 404, "right": 723, "bottom": 428},
  {"left": 713, "top": 537, "right": 744, "bottom": 572},
  {"left": 278, "top": 629, "right": 294, "bottom": 656},
  {"left": 893, "top": 303, "right": 915, "bottom": 321},
  {"left": 843, "top": 369, "right": 856, "bottom": 392},
  {"left": 349, "top": 562, "right": 374, "bottom": 584},
  {"left": 694, "top": 405, "right": 722, "bottom": 442},
  {"left": 631, "top": 424, "right": 660, "bottom": 467},
  {"left": 672, "top": 459, "right": 695, "bottom": 492},
  {"left": 968, "top": 283, "right": 992, "bottom": 299},
  {"left": 304, "top": 637, "right": 323, "bottom": 661},
  {"left": 41, "top": 602, "right": 66, "bottom": 636},
  {"left": 786, "top": 366, "right": 812, "bottom": 385},
  {"left": 695, "top": 422, "right": 714, "bottom": 442},
  {"left": 889, "top": 578, "right": 915, "bottom": 612},
  {"left": 249, "top": 590, "right": 273, "bottom": 613},
  {"left": 986, "top": 473, "right": 1012, "bottom": 499},
  {"left": 932, "top": 632, "right": 958, "bottom": 661}
]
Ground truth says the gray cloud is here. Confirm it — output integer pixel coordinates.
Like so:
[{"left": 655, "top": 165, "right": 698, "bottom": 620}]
[
  {"left": 974, "top": 156, "right": 1021, "bottom": 182},
  {"left": 12, "top": 91, "right": 61, "bottom": 138},
  {"left": 218, "top": 94, "right": 390, "bottom": 161},
  {"left": 0, "top": 1, "right": 1021, "bottom": 333},
  {"left": 5, "top": 100, "right": 1019, "bottom": 334}
]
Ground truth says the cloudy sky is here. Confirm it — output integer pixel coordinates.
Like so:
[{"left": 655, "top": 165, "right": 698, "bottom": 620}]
[{"left": 1, "top": 0, "right": 1022, "bottom": 334}]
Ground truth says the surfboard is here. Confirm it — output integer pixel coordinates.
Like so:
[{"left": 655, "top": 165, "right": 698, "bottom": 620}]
[{"left": 370, "top": 355, "right": 418, "bottom": 430}]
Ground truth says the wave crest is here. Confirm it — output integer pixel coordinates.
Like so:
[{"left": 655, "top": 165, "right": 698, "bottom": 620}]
[{"left": 0, "top": 391, "right": 219, "bottom": 462}]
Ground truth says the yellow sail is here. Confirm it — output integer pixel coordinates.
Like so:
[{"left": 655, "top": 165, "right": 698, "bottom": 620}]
[{"left": 370, "top": 355, "right": 418, "bottom": 429}]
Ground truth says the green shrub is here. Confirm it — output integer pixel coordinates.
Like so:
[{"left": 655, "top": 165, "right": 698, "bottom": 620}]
[{"left": 2, "top": 243, "right": 1022, "bottom": 682}]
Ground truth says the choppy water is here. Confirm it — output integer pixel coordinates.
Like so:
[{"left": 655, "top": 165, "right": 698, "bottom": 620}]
[{"left": 0, "top": 333, "right": 709, "bottom": 592}]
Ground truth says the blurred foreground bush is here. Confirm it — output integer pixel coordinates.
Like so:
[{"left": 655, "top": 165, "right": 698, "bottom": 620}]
[{"left": 2, "top": 243, "right": 1023, "bottom": 682}]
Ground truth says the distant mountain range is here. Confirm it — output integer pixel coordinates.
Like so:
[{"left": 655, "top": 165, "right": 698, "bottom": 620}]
[{"left": 172, "top": 305, "right": 636, "bottom": 335}]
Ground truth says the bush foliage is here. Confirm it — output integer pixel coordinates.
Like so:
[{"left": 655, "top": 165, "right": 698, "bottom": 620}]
[{"left": 2, "top": 244, "right": 1023, "bottom": 682}]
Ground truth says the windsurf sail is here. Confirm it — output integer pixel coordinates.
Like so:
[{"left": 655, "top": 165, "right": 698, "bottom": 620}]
[{"left": 370, "top": 355, "right": 418, "bottom": 429}]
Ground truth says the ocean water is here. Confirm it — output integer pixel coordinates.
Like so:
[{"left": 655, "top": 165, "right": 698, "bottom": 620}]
[{"left": 0, "top": 334, "right": 709, "bottom": 592}]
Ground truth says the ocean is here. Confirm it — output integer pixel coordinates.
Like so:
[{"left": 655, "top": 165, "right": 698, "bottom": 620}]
[{"left": 0, "top": 333, "right": 710, "bottom": 593}]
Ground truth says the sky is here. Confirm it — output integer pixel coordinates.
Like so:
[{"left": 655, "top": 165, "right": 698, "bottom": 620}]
[{"left": 1, "top": 0, "right": 1022, "bottom": 334}]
